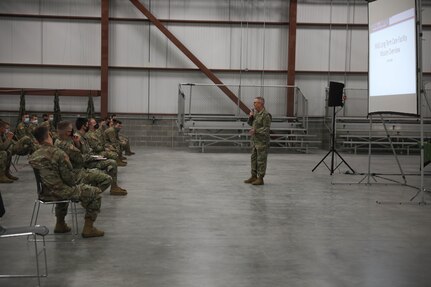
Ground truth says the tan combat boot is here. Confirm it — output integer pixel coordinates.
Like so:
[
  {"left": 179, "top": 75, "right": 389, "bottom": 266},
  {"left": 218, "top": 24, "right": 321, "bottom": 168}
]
[
  {"left": 0, "top": 172, "right": 13, "bottom": 184},
  {"left": 251, "top": 177, "right": 264, "bottom": 185},
  {"left": 244, "top": 176, "right": 257, "bottom": 184},
  {"left": 54, "top": 216, "right": 72, "bottom": 233},
  {"left": 110, "top": 184, "right": 127, "bottom": 196},
  {"left": 81, "top": 218, "right": 104, "bottom": 238},
  {"left": 125, "top": 144, "right": 135, "bottom": 156},
  {"left": 5, "top": 170, "right": 18, "bottom": 181},
  {"left": 116, "top": 159, "right": 127, "bottom": 167}
]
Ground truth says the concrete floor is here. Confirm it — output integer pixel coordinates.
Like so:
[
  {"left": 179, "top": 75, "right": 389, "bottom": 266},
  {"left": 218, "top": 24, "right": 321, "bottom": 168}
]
[{"left": 1, "top": 148, "right": 431, "bottom": 287}]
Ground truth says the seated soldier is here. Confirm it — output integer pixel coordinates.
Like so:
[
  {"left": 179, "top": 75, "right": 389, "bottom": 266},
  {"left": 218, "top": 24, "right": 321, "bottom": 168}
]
[
  {"left": 74, "top": 118, "right": 127, "bottom": 195},
  {"left": 40, "top": 113, "right": 58, "bottom": 142},
  {"left": 105, "top": 119, "right": 126, "bottom": 160},
  {"left": 53, "top": 121, "right": 112, "bottom": 193},
  {"left": 0, "top": 120, "right": 37, "bottom": 183},
  {"left": 117, "top": 120, "right": 135, "bottom": 156},
  {"left": 15, "top": 113, "right": 32, "bottom": 140},
  {"left": 29, "top": 126, "right": 104, "bottom": 238},
  {"left": 29, "top": 114, "right": 39, "bottom": 134},
  {"left": 85, "top": 118, "right": 126, "bottom": 166},
  {"left": 109, "top": 114, "right": 134, "bottom": 156}
]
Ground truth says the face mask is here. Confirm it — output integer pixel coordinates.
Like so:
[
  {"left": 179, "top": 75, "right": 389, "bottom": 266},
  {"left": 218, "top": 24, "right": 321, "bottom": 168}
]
[
  {"left": 49, "top": 116, "right": 54, "bottom": 121},
  {"left": 5, "top": 129, "right": 9, "bottom": 134},
  {"left": 24, "top": 118, "right": 30, "bottom": 123},
  {"left": 32, "top": 120, "right": 38, "bottom": 124},
  {"left": 94, "top": 123, "right": 100, "bottom": 129}
]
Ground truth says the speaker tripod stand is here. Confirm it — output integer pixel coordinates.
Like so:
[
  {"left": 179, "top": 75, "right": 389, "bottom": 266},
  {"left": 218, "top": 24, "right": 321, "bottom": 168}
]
[{"left": 312, "top": 105, "right": 355, "bottom": 175}]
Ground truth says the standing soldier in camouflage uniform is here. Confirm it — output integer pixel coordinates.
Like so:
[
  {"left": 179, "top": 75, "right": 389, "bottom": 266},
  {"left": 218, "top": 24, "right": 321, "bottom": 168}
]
[
  {"left": 54, "top": 121, "right": 112, "bottom": 192},
  {"left": 75, "top": 118, "right": 127, "bottom": 195},
  {"left": 244, "top": 97, "right": 272, "bottom": 185},
  {"left": 0, "top": 120, "right": 37, "bottom": 183},
  {"left": 29, "top": 126, "right": 104, "bottom": 238}
]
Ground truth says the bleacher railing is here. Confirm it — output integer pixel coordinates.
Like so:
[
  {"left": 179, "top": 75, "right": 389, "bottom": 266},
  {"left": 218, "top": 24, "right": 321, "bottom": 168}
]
[{"left": 177, "top": 83, "right": 309, "bottom": 130}]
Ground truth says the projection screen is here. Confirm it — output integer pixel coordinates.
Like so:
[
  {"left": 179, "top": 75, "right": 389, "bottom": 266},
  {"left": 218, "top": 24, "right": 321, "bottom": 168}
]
[{"left": 368, "top": 0, "right": 418, "bottom": 115}]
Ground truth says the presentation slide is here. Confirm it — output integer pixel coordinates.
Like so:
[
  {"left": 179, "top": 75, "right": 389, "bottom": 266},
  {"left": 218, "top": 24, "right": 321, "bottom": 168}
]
[{"left": 368, "top": 0, "right": 418, "bottom": 115}]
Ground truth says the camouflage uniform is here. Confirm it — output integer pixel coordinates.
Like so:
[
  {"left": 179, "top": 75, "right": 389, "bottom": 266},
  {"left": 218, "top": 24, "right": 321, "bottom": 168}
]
[
  {"left": 104, "top": 127, "right": 122, "bottom": 154},
  {"left": 54, "top": 138, "right": 112, "bottom": 191},
  {"left": 247, "top": 108, "right": 272, "bottom": 178},
  {"left": 0, "top": 133, "right": 36, "bottom": 172},
  {"left": 85, "top": 129, "right": 119, "bottom": 160},
  {"left": 79, "top": 134, "right": 119, "bottom": 185},
  {"left": 0, "top": 151, "right": 8, "bottom": 174},
  {"left": 16, "top": 122, "right": 33, "bottom": 140},
  {"left": 15, "top": 122, "right": 39, "bottom": 150},
  {"left": 29, "top": 143, "right": 102, "bottom": 221},
  {"left": 40, "top": 121, "right": 58, "bottom": 143},
  {"left": 119, "top": 134, "right": 133, "bottom": 154}
]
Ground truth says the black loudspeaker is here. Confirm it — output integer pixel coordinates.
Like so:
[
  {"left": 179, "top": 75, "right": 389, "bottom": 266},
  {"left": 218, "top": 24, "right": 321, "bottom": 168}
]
[{"left": 328, "top": 81, "right": 345, "bottom": 107}]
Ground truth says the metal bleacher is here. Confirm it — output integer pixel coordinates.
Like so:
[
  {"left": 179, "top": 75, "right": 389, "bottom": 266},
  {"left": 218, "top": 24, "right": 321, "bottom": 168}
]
[
  {"left": 183, "top": 116, "right": 320, "bottom": 152},
  {"left": 336, "top": 117, "right": 431, "bottom": 154},
  {"left": 177, "top": 83, "right": 321, "bottom": 153}
]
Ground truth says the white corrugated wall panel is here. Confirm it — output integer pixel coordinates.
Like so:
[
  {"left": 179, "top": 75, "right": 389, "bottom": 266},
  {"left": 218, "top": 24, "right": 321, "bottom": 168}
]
[
  {"left": 298, "top": 2, "right": 367, "bottom": 24},
  {"left": 0, "top": 0, "right": 100, "bottom": 16},
  {"left": 110, "top": 0, "right": 148, "bottom": 19},
  {"left": 40, "top": 0, "right": 100, "bottom": 17},
  {"left": 110, "top": 21, "right": 150, "bottom": 67},
  {"left": 296, "top": 74, "right": 328, "bottom": 116},
  {"left": 148, "top": 24, "right": 169, "bottom": 68},
  {"left": 0, "top": 18, "right": 42, "bottom": 64},
  {"left": 296, "top": 28, "right": 330, "bottom": 71},
  {"left": 108, "top": 70, "right": 149, "bottom": 113},
  {"left": 0, "top": 67, "right": 99, "bottom": 90},
  {"left": 349, "top": 29, "right": 368, "bottom": 72},
  {"left": 149, "top": 71, "right": 203, "bottom": 114},
  {"left": 424, "top": 30, "right": 431, "bottom": 73},
  {"left": 423, "top": 4, "right": 431, "bottom": 25},
  {"left": 166, "top": 24, "right": 232, "bottom": 69},
  {"left": 0, "top": 0, "right": 39, "bottom": 14},
  {"left": 43, "top": 21, "right": 100, "bottom": 65}
]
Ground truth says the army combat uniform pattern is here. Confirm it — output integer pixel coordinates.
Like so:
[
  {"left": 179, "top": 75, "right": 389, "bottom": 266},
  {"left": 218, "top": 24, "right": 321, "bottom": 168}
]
[
  {"left": 54, "top": 138, "right": 113, "bottom": 191},
  {"left": 85, "top": 129, "right": 119, "bottom": 161},
  {"left": 247, "top": 108, "right": 272, "bottom": 178},
  {"left": 0, "top": 133, "right": 36, "bottom": 173},
  {"left": 29, "top": 143, "right": 102, "bottom": 221}
]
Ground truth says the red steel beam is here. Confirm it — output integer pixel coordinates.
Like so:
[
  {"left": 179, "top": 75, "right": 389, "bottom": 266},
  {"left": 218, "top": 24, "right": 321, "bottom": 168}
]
[
  {"left": 129, "top": 0, "right": 250, "bottom": 115},
  {"left": 101, "top": 0, "right": 109, "bottom": 117},
  {"left": 0, "top": 88, "right": 100, "bottom": 97},
  {"left": 287, "top": 0, "right": 297, "bottom": 117}
]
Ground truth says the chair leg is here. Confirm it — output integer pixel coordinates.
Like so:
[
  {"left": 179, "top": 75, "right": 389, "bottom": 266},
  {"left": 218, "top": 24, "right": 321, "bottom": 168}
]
[
  {"left": 71, "top": 202, "right": 79, "bottom": 239},
  {"left": 42, "top": 236, "right": 48, "bottom": 277},
  {"left": 30, "top": 201, "right": 37, "bottom": 226},
  {"left": 34, "top": 234, "right": 41, "bottom": 287},
  {"left": 34, "top": 202, "right": 41, "bottom": 226},
  {"left": 28, "top": 201, "right": 39, "bottom": 241}
]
